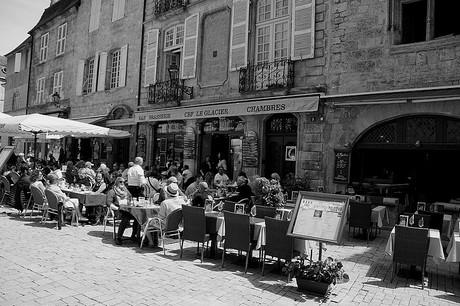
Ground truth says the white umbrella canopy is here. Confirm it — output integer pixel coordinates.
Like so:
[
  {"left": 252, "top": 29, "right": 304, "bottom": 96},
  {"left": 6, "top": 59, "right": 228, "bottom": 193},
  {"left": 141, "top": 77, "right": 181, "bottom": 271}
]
[
  {"left": 0, "top": 113, "right": 130, "bottom": 138},
  {"left": 0, "top": 112, "right": 12, "bottom": 119}
]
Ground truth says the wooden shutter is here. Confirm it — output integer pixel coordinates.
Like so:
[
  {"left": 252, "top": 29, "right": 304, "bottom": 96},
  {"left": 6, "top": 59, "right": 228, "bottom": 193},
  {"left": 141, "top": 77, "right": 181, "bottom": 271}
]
[
  {"left": 229, "top": 0, "right": 249, "bottom": 71},
  {"left": 144, "top": 29, "right": 159, "bottom": 86},
  {"left": 181, "top": 13, "right": 199, "bottom": 79},
  {"left": 76, "top": 60, "right": 85, "bottom": 96},
  {"left": 14, "top": 53, "right": 21, "bottom": 72},
  {"left": 291, "top": 0, "right": 316, "bottom": 60},
  {"left": 92, "top": 53, "right": 100, "bottom": 92},
  {"left": 112, "top": 0, "right": 119, "bottom": 21},
  {"left": 89, "top": 0, "right": 101, "bottom": 32},
  {"left": 118, "top": 0, "right": 125, "bottom": 20},
  {"left": 119, "top": 44, "right": 128, "bottom": 87},
  {"left": 97, "top": 52, "right": 107, "bottom": 91}
]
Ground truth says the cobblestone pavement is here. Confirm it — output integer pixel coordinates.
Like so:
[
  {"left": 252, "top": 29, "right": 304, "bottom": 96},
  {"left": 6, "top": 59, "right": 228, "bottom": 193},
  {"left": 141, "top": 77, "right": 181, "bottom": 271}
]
[{"left": 1, "top": 206, "right": 459, "bottom": 306}]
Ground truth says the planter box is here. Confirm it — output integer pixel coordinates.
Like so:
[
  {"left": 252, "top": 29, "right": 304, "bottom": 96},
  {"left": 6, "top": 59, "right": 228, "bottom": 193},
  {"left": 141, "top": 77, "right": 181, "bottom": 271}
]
[{"left": 296, "top": 278, "right": 331, "bottom": 296}]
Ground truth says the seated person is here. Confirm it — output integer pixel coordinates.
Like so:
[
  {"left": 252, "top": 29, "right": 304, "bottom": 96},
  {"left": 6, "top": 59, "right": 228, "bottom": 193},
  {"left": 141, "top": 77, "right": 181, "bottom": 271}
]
[
  {"left": 157, "top": 183, "right": 186, "bottom": 228},
  {"left": 30, "top": 169, "right": 46, "bottom": 194},
  {"left": 14, "top": 166, "right": 31, "bottom": 213},
  {"left": 92, "top": 172, "right": 108, "bottom": 193},
  {"left": 46, "top": 174, "right": 87, "bottom": 222},
  {"left": 191, "top": 182, "right": 213, "bottom": 208},
  {"left": 227, "top": 175, "right": 254, "bottom": 204},
  {"left": 213, "top": 166, "right": 229, "bottom": 188},
  {"left": 106, "top": 177, "right": 138, "bottom": 245},
  {"left": 185, "top": 174, "right": 203, "bottom": 197}
]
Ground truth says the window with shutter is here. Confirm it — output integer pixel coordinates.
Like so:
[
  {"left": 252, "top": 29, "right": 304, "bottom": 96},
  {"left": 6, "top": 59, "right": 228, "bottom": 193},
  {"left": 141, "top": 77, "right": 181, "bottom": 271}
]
[
  {"left": 53, "top": 71, "right": 64, "bottom": 97},
  {"left": 119, "top": 45, "right": 128, "bottom": 87},
  {"left": 229, "top": 0, "right": 250, "bottom": 71},
  {"left": 76, "top": 60, "right": 85, "bottom": 96},
  {"left": 291, "top": 0, "right": 315, "bottom": 60},
  {"left": 97, "top": 52, "right": 107, "bottom": 91},
  {"left": 39, "top": 33, "right": 49, "bottom": 62},
  {"left": 36, "top": 77, "right": 45, "bottom": 104},
  {"left": 14, "top": 53, "right": 21, "bottom": 73},
  {"left": 145, "top": 29, "right": 159, "bottom": 86},
  {"left": 181, "top": 13, "right": 199, "bottom": 79},
  {"left": 112, "top": 0, "right": 126, "bottom": 22},
  {"left": 89, "top": 0, "right": 102, "bottom": 32},
  {"left": 56, "top": 23, "right": 67, "bottom": 55}
]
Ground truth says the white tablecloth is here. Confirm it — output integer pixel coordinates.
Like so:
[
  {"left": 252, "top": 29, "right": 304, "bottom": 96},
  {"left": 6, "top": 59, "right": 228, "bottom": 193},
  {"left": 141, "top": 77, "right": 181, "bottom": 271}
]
[
  {"left": 446, "top": 234, "right": 460, "bottom": 262},
  {"left": 372, "top": 206, "right": 389, "bottom": 228},
  {"left": 385, "top": 227, "right": 445, "bottom": 263}
]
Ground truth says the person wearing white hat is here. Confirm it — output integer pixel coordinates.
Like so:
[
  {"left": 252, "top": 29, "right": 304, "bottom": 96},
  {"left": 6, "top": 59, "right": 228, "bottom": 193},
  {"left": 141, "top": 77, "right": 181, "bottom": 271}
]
[{"left": 157, "top": 183, "right": 185, "bottom": 227}]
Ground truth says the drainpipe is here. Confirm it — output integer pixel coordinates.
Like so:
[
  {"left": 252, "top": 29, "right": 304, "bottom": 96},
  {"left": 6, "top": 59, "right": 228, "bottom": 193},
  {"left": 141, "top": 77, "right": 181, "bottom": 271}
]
[{"left": 25, "top": 38, "right": 33, "bottom": 115}]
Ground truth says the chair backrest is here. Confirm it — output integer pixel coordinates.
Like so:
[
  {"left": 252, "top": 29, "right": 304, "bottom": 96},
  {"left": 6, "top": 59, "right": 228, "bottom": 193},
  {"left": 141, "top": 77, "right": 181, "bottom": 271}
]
[
  {"left": 223, "top": 211, "right": 251, "bottom": 251},
  {"left": 238, "top": 198, "right": 250, "bottom": 204},
  {"left": 182, "top": 205, "right": 206, "bottom": 242},
  {"left": 9, "top": 172, "right": 20, "bottom": 184},
  {"left": 164, "top": 208, "right": 183, "bottom": 232},
  {"left": 44, "top": 189, "right": 60, "bottom": 211},
  {"left": 412, "top": 213, "right": 431, "bottom": 229},
  {"left": 1, "top": 175, "right": 11, "bottom": 192},
  {"left": 394, "top": 225, "right": 429, "bottom": 267},
  {"left": 413, "top": 210, "right": 432, "bottom": 233},
  {"left": 223, "top": 200, "right": 236, "bottom": 212},
  {"left": 349, "top": 201, "right": 372, "bottom": 228},
  {"left": 264, "top": 217, "right": 293, "bottom": 260},
  {"left": 255, "top": 205, "right": 277, "bottom": 219},
  {"left": 369, "top": 196, "right": 383, "bottom": 206},
  {"left": 417, "top": 211, "right": 440, "bottom": 230}
]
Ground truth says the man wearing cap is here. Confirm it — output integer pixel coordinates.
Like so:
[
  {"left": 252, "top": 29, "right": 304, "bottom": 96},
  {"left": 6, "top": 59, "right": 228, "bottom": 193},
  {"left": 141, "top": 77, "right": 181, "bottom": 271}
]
[
  {"left": 157, "top": 183, "right": 186, "bottom": 227},
  {"left": 78, "top": 161, "right": 96, "bottom": 185},
  {"left": 127, "top": 157, "right": 147, "bottom": 198}
]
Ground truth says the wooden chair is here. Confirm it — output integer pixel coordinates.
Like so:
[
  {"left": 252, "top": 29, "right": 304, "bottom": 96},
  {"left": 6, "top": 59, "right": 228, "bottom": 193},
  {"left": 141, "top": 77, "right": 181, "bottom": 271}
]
[
  {"left": 180, "top": 205, "right": 210, "bottom": 263},
  {"left": 262, "top": 217, "right": 293, "bottom": 277},
  {"left": 140, "top": 208, "right": 183, "bottom": 255},
  {"left": 254, "top": 205, "right": 277, "bottom": 219},
  {"left": 348, "top": 201, "right": 373, "bottom": 244},
  {"left": 391, "top": 225, "right": 429, "bottom": 289},
  {"left": 28, "top": 185, "right": 48, "bottom": 222},
  {"left": 221, "top": 211, "right": 256, "bottom": 273}
]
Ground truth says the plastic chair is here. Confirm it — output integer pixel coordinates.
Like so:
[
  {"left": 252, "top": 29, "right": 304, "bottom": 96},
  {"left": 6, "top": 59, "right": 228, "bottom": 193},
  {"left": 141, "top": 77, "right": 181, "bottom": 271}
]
[
  {"left": 391, "top": 225, "right": 429, "bottom": 289},
  {"left": 0, "top": 175, "right": 11, "bottom": 207},
  {"left": 262, "top": 217, "right": 293, "bottom": 278},
  {"left": 180, "top": 205, "right": 210, "bottom": 263},
  {"left": 348, "top": 201, "right": 373, "bottom": 244},
  {"left": 140, "top": 208, "right": 183, "bottom": 255},
  {"left": 44, "top": 189, "right": 79, "bottom": 227},
  {"left": 28, "top": 185, "right": 48, "bottom": 222},
  {"left": 255, "top": 205, "right": 277, "bottom": 219},
  {"left": 221, "top": 211, "right": 256, "bottom": 273},
  {"left": 103, "top": 207, "right": 121, "bottom": 239}
]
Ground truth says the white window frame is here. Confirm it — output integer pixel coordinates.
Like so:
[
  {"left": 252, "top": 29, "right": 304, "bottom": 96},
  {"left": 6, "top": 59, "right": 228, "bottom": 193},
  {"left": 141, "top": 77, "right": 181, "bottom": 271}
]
[
  {"left": 110, "top": 49, "right": 121, "bottom": 89},
  {"left": 36, "top": 77, "right": 45, "bottom": 104},
  {"left": 53, "top": 71, "right": 64, "bottom": 97},
  {"left": 86, "top": 58, "right": 95, "bottom": 94},
  {"left": 39, "top": 33, "right": 49, "bottom": 62},
  {"left": 255, "top": 0, "right": 290, "bottom": 64},
  {"left": 164, "top": 24, "right": 184, "bottom": 51},
  {"left": 56, "top": 23, "right": 67, "bottom": 56}
]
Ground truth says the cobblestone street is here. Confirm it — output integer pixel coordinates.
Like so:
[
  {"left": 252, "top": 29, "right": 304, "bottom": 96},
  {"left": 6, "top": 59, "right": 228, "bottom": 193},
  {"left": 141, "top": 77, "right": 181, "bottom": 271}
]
[{"left": 1, "top": 207, "right": 459, "bottom": 306}]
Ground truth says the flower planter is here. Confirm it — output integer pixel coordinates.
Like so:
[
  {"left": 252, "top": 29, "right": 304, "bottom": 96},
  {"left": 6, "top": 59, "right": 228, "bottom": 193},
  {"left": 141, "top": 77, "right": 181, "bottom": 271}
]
[{"left": 296, "top": 278, "right": 331, "bottom": 296}]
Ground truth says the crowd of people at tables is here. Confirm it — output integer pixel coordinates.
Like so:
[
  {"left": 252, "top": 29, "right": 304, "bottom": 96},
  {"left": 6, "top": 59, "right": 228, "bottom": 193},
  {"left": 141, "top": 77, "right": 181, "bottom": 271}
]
[{"left": 3, "top": 152, "right": 286, "bottom": 247}]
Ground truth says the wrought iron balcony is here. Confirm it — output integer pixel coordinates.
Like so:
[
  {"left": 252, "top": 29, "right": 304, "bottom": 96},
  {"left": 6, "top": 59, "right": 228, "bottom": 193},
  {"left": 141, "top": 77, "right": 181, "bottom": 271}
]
[
  {"left": 154, "top": 0, "right": 188, "bottom": 17},
  {"left": 148, "top": 79, "right": 194, "bottom": 104},
  {"left": 239, "top": 59, "right": 294, "bottom": 93}
]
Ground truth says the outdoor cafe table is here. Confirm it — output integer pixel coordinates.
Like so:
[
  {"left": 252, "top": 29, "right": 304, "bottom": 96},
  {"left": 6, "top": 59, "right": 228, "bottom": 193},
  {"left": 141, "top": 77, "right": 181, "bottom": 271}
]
[
  {"left": 61, "top": 189, "right": 106, "bottom": 207},
  {"left": 372, "top": 205, "right": 389, "bottom": 229},
  {"left": 446, "top": 233, "right": 460, "bottom": 273},
  {"left": 385, "top": 227, "right": 445, "bottom": 263},
  {"left": 119, "top": 203, "right": 160, "bottom": 227}
]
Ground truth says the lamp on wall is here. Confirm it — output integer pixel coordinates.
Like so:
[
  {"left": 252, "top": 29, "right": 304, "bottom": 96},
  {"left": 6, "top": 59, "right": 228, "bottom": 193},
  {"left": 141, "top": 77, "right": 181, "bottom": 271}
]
[{"left": 52, "top": 92, "right": 61, "bottom": 104}]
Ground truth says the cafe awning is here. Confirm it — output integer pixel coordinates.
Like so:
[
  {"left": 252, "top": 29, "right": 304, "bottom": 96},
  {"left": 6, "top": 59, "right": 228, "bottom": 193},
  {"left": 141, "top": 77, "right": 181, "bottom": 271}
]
[
  {"left": 71, "top": 115, "right": 106, "bottom": 125},
  {"left": 134, "top": 94, "right": 320, "bottom": 123}
]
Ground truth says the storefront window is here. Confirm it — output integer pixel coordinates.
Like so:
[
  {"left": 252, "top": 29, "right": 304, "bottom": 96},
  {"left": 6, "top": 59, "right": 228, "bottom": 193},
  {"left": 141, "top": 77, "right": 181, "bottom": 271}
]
[{"left": 155, "top": 121, "right": 185, "bottom": 168}]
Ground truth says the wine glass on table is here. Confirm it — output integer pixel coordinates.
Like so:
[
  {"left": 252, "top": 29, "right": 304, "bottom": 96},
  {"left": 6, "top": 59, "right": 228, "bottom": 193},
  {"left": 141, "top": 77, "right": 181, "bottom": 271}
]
[
  {"left": 418, "top": 217, "right": 424, "bottom": 228},
  {"left": 409, "top": 214, "right": 415, "bottom": 227},
  {"left": 250, "top": 205, "right": 257, "bottom": 219},
  {"left": 217, "top": 201, "right": 224, "bottom": 216}
]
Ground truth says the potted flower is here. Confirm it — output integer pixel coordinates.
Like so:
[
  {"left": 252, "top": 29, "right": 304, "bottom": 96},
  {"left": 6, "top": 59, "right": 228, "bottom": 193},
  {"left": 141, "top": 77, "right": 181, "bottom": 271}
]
[
  {"left": 283, "top": 255, "right": 349, "bottom": 296},
  {"left": 252, "top": 177, "right": 285, "bottom": 208}
]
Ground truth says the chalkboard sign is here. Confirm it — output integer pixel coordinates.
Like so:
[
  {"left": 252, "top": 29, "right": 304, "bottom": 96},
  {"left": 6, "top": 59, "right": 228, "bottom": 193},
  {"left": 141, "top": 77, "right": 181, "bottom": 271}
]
[
  {"left": 333, "top": 149, "right": 350, "bottom": 184},
  {"left": 183, "top": 127, "right": 196, "bottom": 159},
  {"left": 287, "top": 191, "right": 350, "bottom": 244},
  {"left": 0, "top": 146, "right": 15, "bottom": 173},
  {"left": 242, "top": 134, "right": 258, "bottom": 168}
]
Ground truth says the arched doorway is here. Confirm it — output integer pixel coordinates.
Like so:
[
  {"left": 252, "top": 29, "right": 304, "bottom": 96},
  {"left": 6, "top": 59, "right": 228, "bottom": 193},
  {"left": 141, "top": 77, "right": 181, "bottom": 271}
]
[
  {"left": 265, "top": 114, "right": 297, "bottom": 180},
  {"left": 351, "top": 115, "right": 460, "bottom": 203}
]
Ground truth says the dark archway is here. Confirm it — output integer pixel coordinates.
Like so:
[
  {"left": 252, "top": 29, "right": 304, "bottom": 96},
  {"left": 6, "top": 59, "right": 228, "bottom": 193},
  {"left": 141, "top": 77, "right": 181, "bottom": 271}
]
[{"left": 351, "top": 114, "right": 460, "bottom": 203}]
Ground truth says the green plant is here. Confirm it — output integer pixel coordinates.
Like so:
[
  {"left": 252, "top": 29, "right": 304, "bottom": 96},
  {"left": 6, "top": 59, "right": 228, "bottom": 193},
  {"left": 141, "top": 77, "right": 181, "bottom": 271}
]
[
  {"left": 283, "top": 255, "right": 349, "bottom": 285},
  {"left": 252, "top": 177, "right": 285, "bottom": 208},
  {"left": 283, "top": 175, "right": 311, "bottom": 195}
]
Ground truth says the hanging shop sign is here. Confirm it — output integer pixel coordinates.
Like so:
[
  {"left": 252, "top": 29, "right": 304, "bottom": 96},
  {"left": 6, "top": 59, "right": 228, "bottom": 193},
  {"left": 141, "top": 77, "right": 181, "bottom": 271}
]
[{"left": 134, "top": 95, "right": 319, "bottom": 123}]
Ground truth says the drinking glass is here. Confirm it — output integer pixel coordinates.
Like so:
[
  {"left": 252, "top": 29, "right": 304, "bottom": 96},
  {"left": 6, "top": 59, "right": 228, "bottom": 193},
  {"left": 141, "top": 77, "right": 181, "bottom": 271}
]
[
  {"left": 418, "top": 217, "right": 424, "bottom": 228},
  {"left": 409, "top": 215, "right": 415, "bottom": 227},
  {"left": 250, "top": 206, "right": 257, "bottom": 218},
  {"left": 217, "top": 201, "right": 223, "bottom": 216}
]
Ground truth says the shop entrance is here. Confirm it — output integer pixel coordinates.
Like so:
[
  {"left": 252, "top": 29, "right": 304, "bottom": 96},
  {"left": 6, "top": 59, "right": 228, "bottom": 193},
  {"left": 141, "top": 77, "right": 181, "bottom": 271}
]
[
  {"left": 265, "top": 114, "right": 298, "bottom": 180},
  {"left": 351, "top": 115, "right": 460, "bottom": 204}
]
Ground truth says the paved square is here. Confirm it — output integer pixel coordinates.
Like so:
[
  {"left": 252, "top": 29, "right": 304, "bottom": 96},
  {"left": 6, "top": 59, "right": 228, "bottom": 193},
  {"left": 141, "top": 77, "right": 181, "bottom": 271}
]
[{"left": 1, "top": 207, "right": 459, "bottom": 305}]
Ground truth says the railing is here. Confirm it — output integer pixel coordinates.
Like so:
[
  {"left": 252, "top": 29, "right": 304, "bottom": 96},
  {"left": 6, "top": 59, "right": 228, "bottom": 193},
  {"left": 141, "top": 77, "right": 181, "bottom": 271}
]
[
  {"left": 239, "top": 59, "right": 294, "bottom": 93},
  {"left": 148, "top": 79, "right": 194, "bottom": 104},
  {"left": 154, "top": 0, "right": 188, "bottom": 16}
]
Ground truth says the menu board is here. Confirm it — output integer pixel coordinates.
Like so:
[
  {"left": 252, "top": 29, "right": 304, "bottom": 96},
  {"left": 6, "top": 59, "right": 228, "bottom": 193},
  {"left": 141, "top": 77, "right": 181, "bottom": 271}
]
[
  {"left": 137, "top": 134, "right": 146, "bottom": 159},
  {"left": 242, "top": 137, "right": 258, "bottom": 168},
  {"left": 183, "top": 127, "right": 195, "bottom": 159},
  {"left": 0, "top": 146, "right": 15, "bottom": 173},
  {"left": 287, "top": 191, "right": 350, "bottom": 244},
  {"left": 333, "top": 149, "right": 351, "bottom": 183}
]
